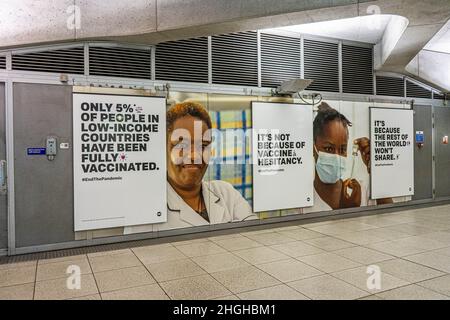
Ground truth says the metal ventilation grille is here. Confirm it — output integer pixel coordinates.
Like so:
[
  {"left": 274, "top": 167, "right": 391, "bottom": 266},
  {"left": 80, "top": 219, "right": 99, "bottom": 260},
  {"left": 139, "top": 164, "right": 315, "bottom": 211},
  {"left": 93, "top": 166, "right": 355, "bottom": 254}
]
[
  {"left": 376, "top": 76, "right": 405, "bottom": 97},
  {"left": 434, "top": 92, "right": 445, "bottom": 100},
  {"left": 260, "top": 33, "right": 300, "bottom": 88},
  {"left": 89, "top": 46, "right": 151, "bottom": 79},
  {"left": 406, "top": 80, "right": 432, "bottom": 99},
  {"left": 342, "top": 45, "right": 374, "bottom": 95},
  {"left": 212, "top": 31, "right": 258, "bottom": 87},
  {"left": 12, "top": 47, "right": 84, "bottom": 74},
  {"left": 0, "top": 56, "right": 5, "bottom": 69},
  {"left": 156, "top": 37, "right": 208, "bottom": 83},
  {"left": 304, "top": 39, "right": 339, "bottom": 93}
]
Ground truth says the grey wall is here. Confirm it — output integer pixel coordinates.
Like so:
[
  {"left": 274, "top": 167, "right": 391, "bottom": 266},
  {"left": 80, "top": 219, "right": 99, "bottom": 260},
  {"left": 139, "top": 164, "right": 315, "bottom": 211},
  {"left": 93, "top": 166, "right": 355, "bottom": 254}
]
[
  {"left": 413, "top": 105, "right": 433, "bottom": 200},
  {"left": 435, "top": 106, "right": 450, "bottom": 198},
  {"left": 0, "top": 83, "right": 7, "bottom": 249},
  {"left": 13, "top": 83, "right": 74, "bottom": 248}
]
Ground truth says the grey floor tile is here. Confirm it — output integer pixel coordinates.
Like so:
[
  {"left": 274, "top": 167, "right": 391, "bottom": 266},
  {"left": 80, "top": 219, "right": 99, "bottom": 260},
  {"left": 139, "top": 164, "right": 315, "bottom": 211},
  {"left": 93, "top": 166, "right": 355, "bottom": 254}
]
[
  {"left": 88, "top": 251, "right": 142, "bottom": 273},
  {"left": 363, "top": 227, "right": 411, "bottom": 241},
  {"left": 211, "top": 266, "right": 280, "bottom": 294},
  {"left": 0, "top": 283, "right": 35, "bottom": 300},
  {"left": 160, "top": 274, "right": 231, "bottom": 300},
  {"left": 297, "top": 252, "right": 361, "bottom": 273},
  {"left": 417, "top": 274, "right": 450, "bottom": 297},
  {"left": 0, "top": 261, "right": 37, "bottom": 271},
  {"left": 332, "top": 266, "right": 410, "bottom": 294},
  {"left": 245, "top": 232, "right": 297, "bottom": 246},
  {"left": 332, "top": 231, "right": 385, "bottom": 245},
  {"left": 192, "top": 252, "right": 250, "bottom": 273},
  {"left": 94, "top": 266, "right": 155, "bottom": 293},
  {"left": 289, "top": 274, "right": 370, "bottom": 300},
  {"left": 146, "top": 258, "right": 206, "bottom": 282},
  {"left": 87, "top": 249, "right": 133, "bottom": 258},
  {"left": 404, "top": 251, "right": 450, "bottom": 273},
  {"left": 376, "top": 284, "right": 450, "bottom": 300},
  {"left": 304, "top": 236, "right": 356, "bottom": 251},
  {"left": 238, "top": 284, "right": 309, "bottom": 300},
  {"left": 213, "top": 294, "right": 240, "bottom": 300},
  {"left": 365, "top": 240, "right": 427, "bottom": 257},
  {"left": 132, "top": 245, "right": 187, "bottom": 264},
  {"left": 233, "top": 246, "right": 290, "bottom": 265},
  {"left": 176, "top": 242, "right": 227, "bottom": 258},
  {"left": 36, "top": 258, "right": 92, "bottom": 281},
  {"left": 257, "top": 258, "right": 323, "bottom": 282},
  {"left": 420, "top": 231, "right": 450, "bottom": 244},
  {"left": 0, "top": 266, "right": 36, "bottom": 288},
  {"left": 333, "top": 246, "right": 395, "bottom": 265},
  {"left": 212, "top": 237, "right": 262, "bottom": 251},
  {"left": 69, "top": 294, "right": 102, "bottom": 300},
  {"left": 34, "top": 274, "right": 98, "bottom": 300},
  {"left": 375, "top": 259, "right": 445, "bottom": 283},
  {"left": 38, "top": 254, "right": 87, "bottom": 264},
  {"left": 101, "top": 284, "right": 169, "bottom": 300},
  {"left": 275, "top": 228, "right": 324, "bottom": 241},
  {"left": 431, "top": 246, "right": 450, "bottom": 257},
  {"left": 270, "top": 241, "right": 325, "bottom": 258},
  {"left": 385, "top": 224, "right": 436, "bottom": 236}
]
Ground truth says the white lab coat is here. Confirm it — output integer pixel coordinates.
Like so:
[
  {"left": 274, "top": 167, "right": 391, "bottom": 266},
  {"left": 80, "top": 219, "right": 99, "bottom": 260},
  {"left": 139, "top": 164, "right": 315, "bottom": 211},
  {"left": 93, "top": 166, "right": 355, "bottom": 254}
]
[{"left": 124, "top": 180, "right": 256, "bottom": 234}]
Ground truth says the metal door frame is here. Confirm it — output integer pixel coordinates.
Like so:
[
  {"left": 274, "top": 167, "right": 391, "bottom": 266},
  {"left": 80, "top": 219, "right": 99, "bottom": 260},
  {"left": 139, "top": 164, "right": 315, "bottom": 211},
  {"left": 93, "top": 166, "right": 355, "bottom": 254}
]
[{"left": 0, "top": 81, "right": 7, "bottom": 256}]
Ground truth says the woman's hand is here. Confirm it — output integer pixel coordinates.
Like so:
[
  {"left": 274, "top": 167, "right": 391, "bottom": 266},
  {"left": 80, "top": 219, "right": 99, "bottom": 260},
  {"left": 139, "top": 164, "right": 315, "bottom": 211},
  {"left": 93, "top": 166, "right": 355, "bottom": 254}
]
[
  {"left": 355, "top": 137, "right": 371, "bottom": 174},
  {"left": 340, "top": 179, "right": 362, "bottom": 208}
]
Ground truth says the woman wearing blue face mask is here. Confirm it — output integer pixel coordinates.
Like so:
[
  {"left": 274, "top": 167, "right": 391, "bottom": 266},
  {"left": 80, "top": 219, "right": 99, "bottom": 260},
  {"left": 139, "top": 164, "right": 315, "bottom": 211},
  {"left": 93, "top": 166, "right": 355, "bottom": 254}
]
[
  {"left": 303, "top": 102, "right": 393, "bottom": 213},
  {"left": 310, "top": 102, "right": 360, "bottom": 210}
]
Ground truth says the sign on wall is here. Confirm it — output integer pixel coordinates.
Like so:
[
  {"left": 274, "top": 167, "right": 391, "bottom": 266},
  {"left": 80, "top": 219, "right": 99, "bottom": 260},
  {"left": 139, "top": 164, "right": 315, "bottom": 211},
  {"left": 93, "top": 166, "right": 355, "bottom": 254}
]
[
  {"left": 252, "top": 102, "right": 314, "bottom": 212},
  {"left": 73, "top": 93, "right": 167, "bottom": 231},
  {"left": 370, "top": 107, "right": 414, "bottom": 199}
]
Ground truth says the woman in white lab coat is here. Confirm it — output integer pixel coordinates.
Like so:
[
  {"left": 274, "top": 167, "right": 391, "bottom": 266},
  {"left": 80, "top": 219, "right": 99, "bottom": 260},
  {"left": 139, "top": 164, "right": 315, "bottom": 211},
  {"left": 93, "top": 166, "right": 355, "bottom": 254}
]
[{"left": 124, "top": 101, "right": 255, "bottom": 234}]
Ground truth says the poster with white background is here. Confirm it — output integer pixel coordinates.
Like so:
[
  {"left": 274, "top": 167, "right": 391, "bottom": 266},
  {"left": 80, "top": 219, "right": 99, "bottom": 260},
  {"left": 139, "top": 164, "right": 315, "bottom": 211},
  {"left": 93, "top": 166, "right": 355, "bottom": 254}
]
[
  {"left": 370, "top": 107, "right": 414, "bottom": 199},
  {"left": 73, "top": 93, "right": 167, "bottom": 231},
  {"left": 252, "top": 102, "right": 314, "bottom": 212}
]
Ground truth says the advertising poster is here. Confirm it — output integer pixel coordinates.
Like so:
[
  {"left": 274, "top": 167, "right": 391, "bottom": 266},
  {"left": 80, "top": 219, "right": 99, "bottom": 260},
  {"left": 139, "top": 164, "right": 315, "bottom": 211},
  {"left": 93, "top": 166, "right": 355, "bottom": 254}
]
[
  {"left": 73, "top": 93, "right": 167, "bottom": 231},
  {"left": 252, "top": 102, "right": 314, "bottom": 212},
  {"left": 370, "top": 107, "right": 414, "bottom": 199}
]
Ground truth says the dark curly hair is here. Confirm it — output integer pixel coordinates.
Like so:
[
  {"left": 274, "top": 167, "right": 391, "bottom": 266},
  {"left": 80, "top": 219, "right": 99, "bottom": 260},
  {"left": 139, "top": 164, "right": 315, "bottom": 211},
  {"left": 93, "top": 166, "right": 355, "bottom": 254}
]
[
  {"left": 167, "top": 101, "right": 212, "bottom": 133},
  {"left": 313, "top": 102, "right": 352, "bottom": 142}
]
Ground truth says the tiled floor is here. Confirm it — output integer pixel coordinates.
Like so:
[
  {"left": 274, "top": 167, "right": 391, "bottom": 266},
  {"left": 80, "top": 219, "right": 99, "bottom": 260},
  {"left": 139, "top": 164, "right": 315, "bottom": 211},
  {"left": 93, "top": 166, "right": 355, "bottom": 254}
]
[{"left": 1, "top": 204, "right": 450, "bottom": 300}]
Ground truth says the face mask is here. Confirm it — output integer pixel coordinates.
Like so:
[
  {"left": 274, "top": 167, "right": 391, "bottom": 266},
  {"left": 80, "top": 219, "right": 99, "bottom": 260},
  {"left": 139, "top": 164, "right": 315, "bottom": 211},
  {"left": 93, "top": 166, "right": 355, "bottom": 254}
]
[{"left": 314, "top": 146, "right": 347, "bottom": 184}]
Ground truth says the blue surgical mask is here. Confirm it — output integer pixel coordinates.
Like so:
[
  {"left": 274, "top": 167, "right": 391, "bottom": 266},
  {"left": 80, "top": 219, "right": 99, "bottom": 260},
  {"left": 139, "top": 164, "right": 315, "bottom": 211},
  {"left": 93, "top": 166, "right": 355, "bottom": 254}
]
[{"left": 314, "top": 146, "right": 347, "bottom": 184}]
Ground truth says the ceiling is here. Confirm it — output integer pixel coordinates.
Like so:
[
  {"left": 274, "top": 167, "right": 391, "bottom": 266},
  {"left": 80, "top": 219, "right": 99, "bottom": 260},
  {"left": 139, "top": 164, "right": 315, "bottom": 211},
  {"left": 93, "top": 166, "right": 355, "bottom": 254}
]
[
  {"left": 264, "top": 15, "right": 393, "bottom": 44},
  {"left": 424, "top": 20, "right": 450, "bottom": 53}
]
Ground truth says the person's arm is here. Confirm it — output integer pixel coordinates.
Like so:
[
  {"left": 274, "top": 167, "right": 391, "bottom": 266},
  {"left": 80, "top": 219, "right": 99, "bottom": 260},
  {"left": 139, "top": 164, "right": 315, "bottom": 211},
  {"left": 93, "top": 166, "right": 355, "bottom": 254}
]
[{"left": 355, "top": 137, "right": 393, "bottom": 204}]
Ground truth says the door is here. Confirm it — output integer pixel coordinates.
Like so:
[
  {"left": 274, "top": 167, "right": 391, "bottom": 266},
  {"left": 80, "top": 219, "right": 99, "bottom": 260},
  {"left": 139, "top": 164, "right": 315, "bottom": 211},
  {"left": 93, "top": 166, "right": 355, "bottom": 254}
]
[
  {"left": 412, "top": 105, "right": 433, "bottom": 200},
  {"left": 434, "top": 106, "right": 450, "bottom": 198},
  {"left": 13, "top": 83, "right": 74, "bottom": 248}
]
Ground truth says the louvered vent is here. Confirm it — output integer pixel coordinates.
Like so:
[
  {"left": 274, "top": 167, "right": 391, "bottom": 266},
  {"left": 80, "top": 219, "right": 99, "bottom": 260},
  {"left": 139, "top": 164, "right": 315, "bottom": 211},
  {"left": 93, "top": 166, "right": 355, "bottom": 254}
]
[
  {"left": 434, "top": 92, "right": 445, "bottom": 100},
  {"left": 156, "top": 37, "right": 208, "bottom": 83},
  {"left": 89, "top": 46, "right": 151, "bottom": 79},
  {"left": 260, "top": 33, "right": 300, "bottom": 88},
  {"left": 304, "top": 39, "right": 339, "bottom": 93},
  {"left": 376, "top": 76, "right": 405, "bottom": 97},
  {"left": 406, "top": 80, "right": 432, "bottom": 99},
  {"left": 0, "top": 56, "right": 6, "bottom": 69},
  {"left": 342, "top": 45, "right": 374, "bottom": 95},
  {"left": 212, "top": 31, "right": 258, "bottom": 87},
  {"left": 12, "top": 47, "right": 84, "bottom": 74}
]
